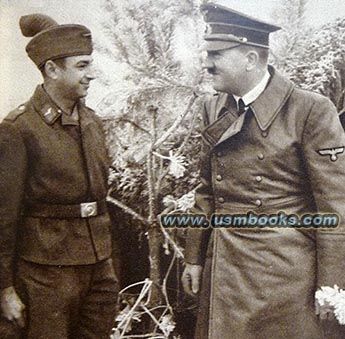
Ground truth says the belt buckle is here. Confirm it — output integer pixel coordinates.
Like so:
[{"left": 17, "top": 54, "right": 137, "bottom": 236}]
[{"left": 80, "top": 202, "right": 98, "bottom": 218}]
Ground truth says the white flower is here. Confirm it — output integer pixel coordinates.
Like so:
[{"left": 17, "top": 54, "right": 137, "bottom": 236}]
[
  {"left": 315, "top": 285, "right": 340, "bottom": 306},
  {"left": 168, "top": 151, "right": 187, "bottom": 179},
  {"left": 159, "top": 314, "right": 176, "bottom": 336},
  {"left": 162, "top": 195, "right": 177, "bottom": 208},
  {"left": 153, "top": 150, "right": 188, "bottom": 179},
  {"left": 333, "top": 289, "right": 345, "bottom": 325},
  {"left": 177, "top": 191, "right": 195, "bottom": 212},
  {"left": 315, "top": 285, "right": 345, "bottom": 325}
]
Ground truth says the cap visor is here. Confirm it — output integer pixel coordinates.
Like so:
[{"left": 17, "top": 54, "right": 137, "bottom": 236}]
[{"left": 202, "top": 40, "right": 241, "bottom": 51}]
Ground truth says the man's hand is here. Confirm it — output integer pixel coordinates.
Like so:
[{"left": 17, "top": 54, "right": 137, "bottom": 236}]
[
  {"left": 1, "top": 286, "right": 25, "bottom": 328},
  {"left": 315, "top": 298, "right": 335, "bottom": 321},
  {"left": 182, "top": 263, "right": 203, "bottom": 295}
]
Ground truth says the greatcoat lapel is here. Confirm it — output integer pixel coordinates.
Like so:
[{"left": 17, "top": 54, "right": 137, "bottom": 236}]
[
  {"left": 202, "top": 93, "right": 240, "bottom": 147},
  {"left": 201, "top": 66, "right": 295, "bottom": 148}
]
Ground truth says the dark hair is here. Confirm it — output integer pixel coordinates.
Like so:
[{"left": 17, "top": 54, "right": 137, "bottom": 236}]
[{"left": 256, "top": 48, "right": 269, "bottom": 65}]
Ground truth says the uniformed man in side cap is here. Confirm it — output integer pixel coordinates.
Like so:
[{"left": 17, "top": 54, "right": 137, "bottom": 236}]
[
  {"left": 0, "top": 14, "right": 118, "bottom": 339},
  {"left": 182, "top": 3, "right": 345, "bottom": 339}
]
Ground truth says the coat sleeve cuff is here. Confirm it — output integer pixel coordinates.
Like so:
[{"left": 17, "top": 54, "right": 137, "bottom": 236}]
[
  {"left": 184, "top": 228, "right": 212, "bottom": 265},
  {"left": 0, "top": 263, "right": 14, "bottom": 290},
  {"left": 317, "top": 231, "right": 345, "bottom": 288}
]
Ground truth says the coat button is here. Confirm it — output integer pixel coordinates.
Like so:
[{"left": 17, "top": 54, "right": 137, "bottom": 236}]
[
  {"left": 218, "top": 197, "right": 225, "bottom": 203},
  {"left": 258, "top": 153, "right": 264, "bottom": 160},
  {"left": 216, "top": 174, "right": 222, "bottom": 181},
  {"left": 261, "top": 131, "right": 268, "bottom": 138},
  {"left": 255, "top": 176, "right": 262, "bottom": 182},
  {"left": 216, "top": 152, "right": 222, "bottom": 157},
  {"left": 255, "top": 199, "right": 262, "bottom": 207}
]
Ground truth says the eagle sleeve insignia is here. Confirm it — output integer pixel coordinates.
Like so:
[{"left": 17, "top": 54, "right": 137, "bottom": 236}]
[{"left": 317, "top": 147, "right": 345, "bottom": 162}]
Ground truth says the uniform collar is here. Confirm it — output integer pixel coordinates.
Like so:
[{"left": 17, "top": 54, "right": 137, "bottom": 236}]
[
  {"left": 233, "top": 70, "right": 270, "bottom": 107},
  {"left": 215, "top": 66, "right": 294, "bottom": 131},
  {"left": 250, "top": 66, "right": 294, "bottom": 130},
  {"left": 31, "top": 85, "right": 80, "bottom": 126},
  {"left": 61, "top": 105, "right": 79, "bottom": 125}
]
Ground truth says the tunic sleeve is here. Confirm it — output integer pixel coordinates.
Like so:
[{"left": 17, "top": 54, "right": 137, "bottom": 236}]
[{"left": 0, "top": 121, "right": 27, "bottom": 289}]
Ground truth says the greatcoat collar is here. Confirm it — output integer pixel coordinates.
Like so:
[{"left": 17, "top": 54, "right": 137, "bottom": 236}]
[
  {"left": 251, "top": 66, "right": 294, "bottom": 131},
  {"left": 202, "top": 66, "right": 294, "bottom": 147}
]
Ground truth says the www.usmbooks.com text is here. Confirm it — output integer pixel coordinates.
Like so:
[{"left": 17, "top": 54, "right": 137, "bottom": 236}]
[{"left": 160, "top": 212, "right": 339, "bottom": 228}]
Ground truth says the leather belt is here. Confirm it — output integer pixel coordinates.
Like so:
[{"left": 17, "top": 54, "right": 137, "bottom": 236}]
[{"left": 24, "top": 199, "right": 107, "bottom": 219}]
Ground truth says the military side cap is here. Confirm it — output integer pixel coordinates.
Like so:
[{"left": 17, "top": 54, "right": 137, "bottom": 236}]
[
  {"left": 201, "top": 3, "right": 281, "bottom": 51},
  {"left": 19, "top": 13, "right": 93, "bottom": 68}
]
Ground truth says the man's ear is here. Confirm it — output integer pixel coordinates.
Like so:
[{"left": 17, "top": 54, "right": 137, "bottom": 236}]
[
  {"left": 44, "top": 60, "right": 60, "bottom": 79},
  {"left": 245, "top": 50, "right": 259, "bottom": 72}
]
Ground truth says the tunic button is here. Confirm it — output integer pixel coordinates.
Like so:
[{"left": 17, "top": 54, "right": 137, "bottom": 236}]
[
  {"left": 216, "top": 174, "right": 222, "bottom": 181},
  {"left": 255, "top": 176, "right": 262, "bottom": 182},
  {"left": 258, "top": 153, "right": 264, "bottom": 160},
  {"left": 261, "top": 131, "right": 268, "bottom": 138},
  {"left": 218, "top": 197, "right": 225, "bottom": 203},
  {"left": 216, "top": 152, "right": 222, "bottom": 157},
  {"left": 255, "top": 199, "right": 262, "bottom": 207},
  {"left": 57, "top": 109, "right": 62, "bottom": 113}
]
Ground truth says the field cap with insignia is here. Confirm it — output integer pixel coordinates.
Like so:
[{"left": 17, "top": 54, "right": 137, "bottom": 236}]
[
  {"left": 201, "top": 2, "right": 281, "bottom": 51},
  {"left": 19, "top": 13, "right": 93, "bottom": 68}
]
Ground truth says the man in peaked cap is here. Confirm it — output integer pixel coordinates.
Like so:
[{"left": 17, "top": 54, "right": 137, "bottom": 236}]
[
  {"left": 0, "top": 14, "right": 118, "bottom": 339},
  {"left": 182, "top": 3, "right": 345, "bottom": 339}
]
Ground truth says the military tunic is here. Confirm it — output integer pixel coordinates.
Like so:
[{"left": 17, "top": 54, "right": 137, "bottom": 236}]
[
  {"left": 0, "top": 85, "right": 118, "bottom": 338},
  {"left": 185, "top": 66, "right": 345, "bottom": 339}
]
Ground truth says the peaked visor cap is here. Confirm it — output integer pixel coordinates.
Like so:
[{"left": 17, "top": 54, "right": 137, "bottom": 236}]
[{"left": 201, "top": 3, "right": 281, "bottom": 51}]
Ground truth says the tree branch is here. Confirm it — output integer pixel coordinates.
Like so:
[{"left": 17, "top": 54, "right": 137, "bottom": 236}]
[
  {"left": 106, "top": 194, "right": 149, "bottom": 226},
  {"left": 152, "top": 92, "right": 197, "bottom": 150}
]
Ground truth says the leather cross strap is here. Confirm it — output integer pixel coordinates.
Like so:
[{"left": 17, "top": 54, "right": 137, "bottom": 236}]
[{"left": 23, "top": 199, "right": 107, "bottom": 219}]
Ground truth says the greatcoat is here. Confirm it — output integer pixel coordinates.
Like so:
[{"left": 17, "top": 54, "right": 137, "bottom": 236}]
[{"left": 185, "top": 66, "right": 345, "bottom": 339}]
